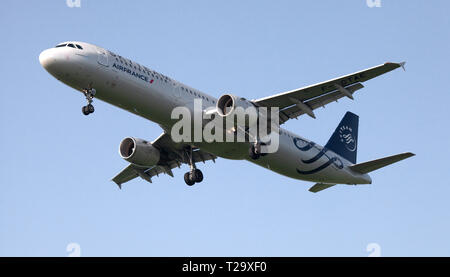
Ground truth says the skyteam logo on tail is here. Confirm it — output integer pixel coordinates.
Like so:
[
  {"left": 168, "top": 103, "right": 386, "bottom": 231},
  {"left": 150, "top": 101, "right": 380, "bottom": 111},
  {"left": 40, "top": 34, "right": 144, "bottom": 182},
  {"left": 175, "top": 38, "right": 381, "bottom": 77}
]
[{"left": 339, "top": 125, "right": 356, "bottom": 152}]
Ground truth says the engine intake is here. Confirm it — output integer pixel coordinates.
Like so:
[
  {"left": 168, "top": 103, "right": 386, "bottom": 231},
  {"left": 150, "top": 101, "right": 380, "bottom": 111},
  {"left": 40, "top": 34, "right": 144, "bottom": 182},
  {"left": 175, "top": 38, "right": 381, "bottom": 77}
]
[
  {"left": 217, "top": 94, "right": 255, "bottom": 116},
  {"left": 217, "top": 94, "right": 259, "bottom": 127},
  {"left": 119, "top": 137, "right": 160, "bottom": 166}
]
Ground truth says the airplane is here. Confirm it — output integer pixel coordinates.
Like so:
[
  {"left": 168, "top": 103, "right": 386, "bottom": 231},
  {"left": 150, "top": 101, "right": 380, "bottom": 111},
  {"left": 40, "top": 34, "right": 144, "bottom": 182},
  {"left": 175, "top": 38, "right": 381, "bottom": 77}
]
[{"left": 39, "top": 41, "right": 414, "bottom": 193}]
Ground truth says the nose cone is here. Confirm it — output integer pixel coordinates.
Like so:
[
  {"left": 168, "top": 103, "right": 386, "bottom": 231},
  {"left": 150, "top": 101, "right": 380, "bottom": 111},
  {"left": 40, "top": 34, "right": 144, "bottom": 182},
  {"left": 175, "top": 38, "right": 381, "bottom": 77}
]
[{"left": 39, "top": 49, "right": 57, "bottom": 72}]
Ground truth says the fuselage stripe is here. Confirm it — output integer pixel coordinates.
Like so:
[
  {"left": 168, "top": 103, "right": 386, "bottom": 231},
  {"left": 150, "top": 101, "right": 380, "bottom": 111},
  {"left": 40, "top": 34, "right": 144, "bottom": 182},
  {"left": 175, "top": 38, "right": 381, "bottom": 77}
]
[
  {"left": 296, "top": 157, "right": 339, "bottom": 175},
  {"left": 301, "top": 147, "right": 328, "bottom": 164}
]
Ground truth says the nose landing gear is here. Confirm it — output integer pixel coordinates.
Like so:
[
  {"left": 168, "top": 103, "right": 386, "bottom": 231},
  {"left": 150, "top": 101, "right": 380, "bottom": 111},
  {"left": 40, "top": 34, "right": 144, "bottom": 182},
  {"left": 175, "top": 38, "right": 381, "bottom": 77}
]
[
  {"left": 82, "top": 104, "right": 95, "bottom": 115},
  {"left": 82, "top": 88, "right": 96, "bottom": 115}
]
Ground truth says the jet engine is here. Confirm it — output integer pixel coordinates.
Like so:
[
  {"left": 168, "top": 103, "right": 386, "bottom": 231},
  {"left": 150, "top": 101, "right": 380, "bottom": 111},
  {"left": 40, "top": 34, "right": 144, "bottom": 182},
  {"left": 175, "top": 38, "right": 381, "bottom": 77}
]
[
  {"left": 119, "top": 137, "right": 160, "bottom": 166},
  {"left": 216, "top": 94, "right": 259, "bottom": 127}
]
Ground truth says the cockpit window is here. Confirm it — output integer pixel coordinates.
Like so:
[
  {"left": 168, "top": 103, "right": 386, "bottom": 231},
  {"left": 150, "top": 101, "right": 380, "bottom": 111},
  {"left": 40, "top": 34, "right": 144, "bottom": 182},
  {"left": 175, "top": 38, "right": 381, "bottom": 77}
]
[{"left": 55, "top": 43, "right": 83, "bottom": 50}]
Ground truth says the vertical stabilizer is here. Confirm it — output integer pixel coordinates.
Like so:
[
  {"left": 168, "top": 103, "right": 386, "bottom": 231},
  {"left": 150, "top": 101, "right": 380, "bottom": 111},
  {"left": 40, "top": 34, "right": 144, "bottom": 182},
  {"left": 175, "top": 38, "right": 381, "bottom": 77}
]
[{"left": 325, "top": 112, "right": 359, "bottom": 164}]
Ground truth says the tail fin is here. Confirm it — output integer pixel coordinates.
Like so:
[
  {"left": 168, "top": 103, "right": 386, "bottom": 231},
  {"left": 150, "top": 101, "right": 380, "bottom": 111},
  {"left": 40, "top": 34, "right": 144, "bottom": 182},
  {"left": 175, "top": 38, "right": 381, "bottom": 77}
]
[
  {"left": 325, "top": 112, "right": 359, "bottom": 164},
  {"left": 349, "top": 152, "right": 415, "bottom": 174}
]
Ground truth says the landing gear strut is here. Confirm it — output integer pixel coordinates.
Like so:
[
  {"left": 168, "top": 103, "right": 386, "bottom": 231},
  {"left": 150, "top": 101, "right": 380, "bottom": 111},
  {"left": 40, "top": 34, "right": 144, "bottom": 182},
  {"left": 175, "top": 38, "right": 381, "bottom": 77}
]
[
  {"left": 82, "top": 88, "right": 96, "bottom": 115},
  {"left": 249, "top": 142, "right": 261, "bottom": 160},
  {"left": 183, "top": 147, "right": 204, "bottom": 186}
]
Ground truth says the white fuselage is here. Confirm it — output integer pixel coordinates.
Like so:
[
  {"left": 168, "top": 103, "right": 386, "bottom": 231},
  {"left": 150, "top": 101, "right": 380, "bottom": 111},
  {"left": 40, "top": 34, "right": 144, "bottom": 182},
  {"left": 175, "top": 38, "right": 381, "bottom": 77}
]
[{"left": 39, "top": 41, "right": 371, "bottom": 185}]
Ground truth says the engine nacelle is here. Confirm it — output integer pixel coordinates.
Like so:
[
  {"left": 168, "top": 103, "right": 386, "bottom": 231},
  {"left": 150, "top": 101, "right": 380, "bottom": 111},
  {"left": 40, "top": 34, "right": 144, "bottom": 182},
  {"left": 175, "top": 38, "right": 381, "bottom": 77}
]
[
  {"left": 119, "top": 137, "right": 160, "bottom": 167},
  {"left": 216, "top": 94, "right": 259, "bottom": 128}
]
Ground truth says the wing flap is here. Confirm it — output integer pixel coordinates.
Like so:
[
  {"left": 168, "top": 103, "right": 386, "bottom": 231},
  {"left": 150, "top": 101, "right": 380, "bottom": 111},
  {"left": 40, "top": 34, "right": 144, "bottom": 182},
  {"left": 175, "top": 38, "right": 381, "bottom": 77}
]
[
  {"left": 279, "top": 83, "right": 364, "bottom": 123},
  {"left": 111, "top": 164, "right": 141, "bottom": 188},
  {"left": 255, "top": 62, "right": 403, "bottom": 108},
  {"left": 254, "top": 62, "right": 404, "bottom": 124}
]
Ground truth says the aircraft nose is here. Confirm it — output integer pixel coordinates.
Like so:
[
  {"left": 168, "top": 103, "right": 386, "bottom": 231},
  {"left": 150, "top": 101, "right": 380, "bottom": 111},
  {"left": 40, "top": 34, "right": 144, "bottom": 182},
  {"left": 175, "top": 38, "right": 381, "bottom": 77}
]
[{"left": 39, "top": 49, "right": 56, "bottom": 71}]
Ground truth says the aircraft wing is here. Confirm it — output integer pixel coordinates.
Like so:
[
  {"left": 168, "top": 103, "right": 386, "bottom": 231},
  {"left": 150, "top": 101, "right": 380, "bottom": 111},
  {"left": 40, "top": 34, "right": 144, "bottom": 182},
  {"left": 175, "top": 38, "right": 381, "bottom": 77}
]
[
  {"left": 111, "top": 132, "right": 217, "bottom": 188},
  {"left": 253, "top": 62, "right": 405, "bottom": 124}
]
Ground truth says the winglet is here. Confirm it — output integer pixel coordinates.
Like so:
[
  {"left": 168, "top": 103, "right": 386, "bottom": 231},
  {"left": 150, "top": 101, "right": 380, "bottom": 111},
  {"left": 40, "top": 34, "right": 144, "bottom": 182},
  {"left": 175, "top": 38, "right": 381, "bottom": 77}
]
[
  {"left": 399, "top": 61, "right": 406, "bottom": 71},
  {"left": 118, "top": 183, "right": 122, "bottom": 190}
]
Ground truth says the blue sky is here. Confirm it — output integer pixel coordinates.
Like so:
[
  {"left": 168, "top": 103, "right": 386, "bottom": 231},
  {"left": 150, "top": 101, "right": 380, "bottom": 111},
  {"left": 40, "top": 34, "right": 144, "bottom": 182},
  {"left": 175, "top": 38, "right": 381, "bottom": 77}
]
[{"left": 1, "top": 0, "right": 449, "bottom": 256}]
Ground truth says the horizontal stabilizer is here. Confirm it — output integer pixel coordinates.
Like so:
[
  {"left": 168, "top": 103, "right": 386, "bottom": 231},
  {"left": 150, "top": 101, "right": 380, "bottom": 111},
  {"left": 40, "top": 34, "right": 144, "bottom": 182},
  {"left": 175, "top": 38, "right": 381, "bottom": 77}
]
[
  {"left": 309, "top": 183, "right": 336, "bottom": 193},
  {"left": 349, "top": 152, "right": 415, "bottom": 174}
]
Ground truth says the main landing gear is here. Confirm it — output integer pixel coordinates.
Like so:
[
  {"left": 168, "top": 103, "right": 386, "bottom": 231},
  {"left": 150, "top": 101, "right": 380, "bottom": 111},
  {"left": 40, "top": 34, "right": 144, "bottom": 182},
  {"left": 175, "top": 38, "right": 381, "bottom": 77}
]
[
  {"left": 249, "top": 142, "right": 261, "bottom": 160},
  {"left": 183, "top": 147, "right": 204, "bottom": 186},
  {"left": 249, "top": 141, "right": 268, "bottom": 160},
  {"left": 82, "top": 88, "right": 96, "bottom": 115},
  {"left": 184, "top": 169, "right": 203, "bottom": 186}
]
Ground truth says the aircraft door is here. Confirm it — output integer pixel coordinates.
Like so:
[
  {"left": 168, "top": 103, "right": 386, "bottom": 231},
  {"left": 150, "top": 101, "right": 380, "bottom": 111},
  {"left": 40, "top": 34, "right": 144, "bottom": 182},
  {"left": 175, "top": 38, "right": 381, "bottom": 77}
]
[
  {"left": 96, "top": 47, "right": 109, "bottom": 66},
  {"left": 172, "top": 84, "right": 182, "bottom": 105}
]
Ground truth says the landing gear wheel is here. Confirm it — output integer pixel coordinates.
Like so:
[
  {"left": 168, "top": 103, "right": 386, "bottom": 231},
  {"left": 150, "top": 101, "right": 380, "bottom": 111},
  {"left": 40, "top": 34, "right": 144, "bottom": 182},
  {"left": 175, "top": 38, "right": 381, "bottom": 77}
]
[
  {"left": 87, "top": 104, "right": 95, "bottom": 113},
  {"left": 184, "top": 172, "right": 195, "bottom": 186},
  {"left": 82, "top": 106, "right": 90, "bottom": 115},
  {"left": 249, "top": 144, "right": 261, "bottom": 160},
  {"left": 192, "top": 169, "right": 203, "bottom": 183},
  {"left": 183, "top": 147, "right": 205, "bottom": 186}
]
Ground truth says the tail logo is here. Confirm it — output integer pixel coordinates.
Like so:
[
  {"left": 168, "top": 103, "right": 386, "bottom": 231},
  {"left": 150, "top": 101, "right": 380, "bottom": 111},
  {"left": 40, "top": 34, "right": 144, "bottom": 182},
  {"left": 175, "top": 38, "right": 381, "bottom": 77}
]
[{"left": 339, "top": 125, "right": 356, "bottom": 152}]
